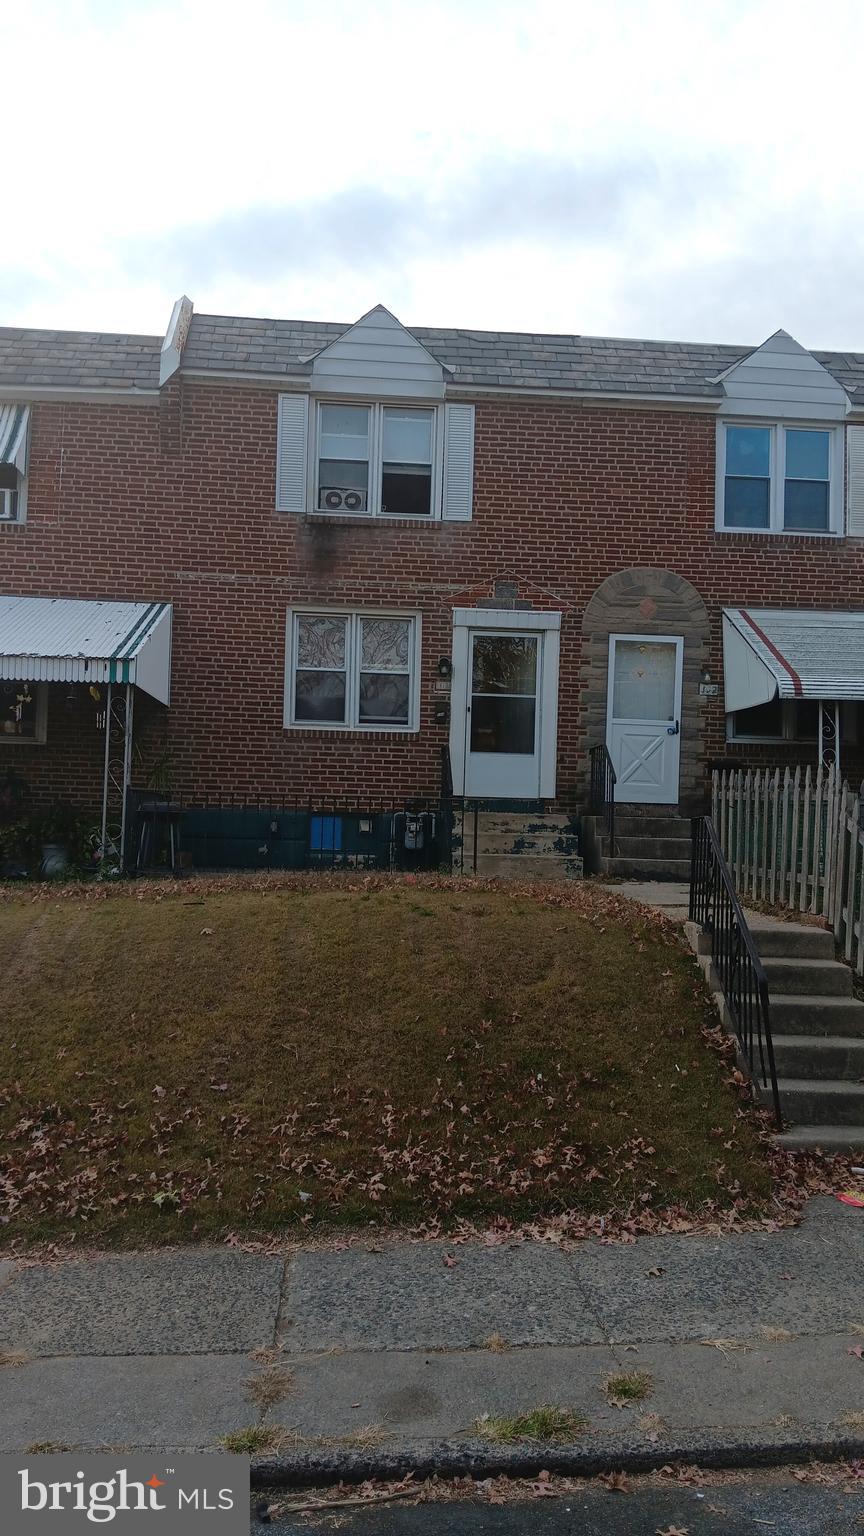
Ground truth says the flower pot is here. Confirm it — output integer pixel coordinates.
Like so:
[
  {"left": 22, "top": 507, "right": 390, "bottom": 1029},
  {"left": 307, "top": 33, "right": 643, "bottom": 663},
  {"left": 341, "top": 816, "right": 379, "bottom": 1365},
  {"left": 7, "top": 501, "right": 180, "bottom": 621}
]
[{"left": 41, "top": 842, "right": 70, "bottom": 877}]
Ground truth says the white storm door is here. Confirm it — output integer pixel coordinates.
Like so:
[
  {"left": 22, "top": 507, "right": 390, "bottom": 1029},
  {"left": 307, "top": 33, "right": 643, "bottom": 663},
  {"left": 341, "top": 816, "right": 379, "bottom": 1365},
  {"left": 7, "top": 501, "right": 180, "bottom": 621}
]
[
  {"left": 606, "top": 635, "right": 683, "bottom": 805},
  {"left": 464, "top": 630, "right": 542, "bottom": 797}
]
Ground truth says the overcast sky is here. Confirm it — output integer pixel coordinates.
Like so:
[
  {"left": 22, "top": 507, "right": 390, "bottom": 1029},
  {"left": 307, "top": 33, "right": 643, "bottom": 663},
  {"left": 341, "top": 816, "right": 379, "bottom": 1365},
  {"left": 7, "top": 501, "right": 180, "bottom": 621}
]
[{"left": 7, "top": 0, "right": 864, "bottom": 349}]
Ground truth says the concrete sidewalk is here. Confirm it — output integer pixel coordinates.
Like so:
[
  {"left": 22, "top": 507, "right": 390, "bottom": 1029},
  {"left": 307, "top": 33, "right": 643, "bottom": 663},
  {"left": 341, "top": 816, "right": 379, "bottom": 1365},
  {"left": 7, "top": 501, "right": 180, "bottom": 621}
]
[{"left": 1, "top": 1198, "right": 863, "bottom": 1479}]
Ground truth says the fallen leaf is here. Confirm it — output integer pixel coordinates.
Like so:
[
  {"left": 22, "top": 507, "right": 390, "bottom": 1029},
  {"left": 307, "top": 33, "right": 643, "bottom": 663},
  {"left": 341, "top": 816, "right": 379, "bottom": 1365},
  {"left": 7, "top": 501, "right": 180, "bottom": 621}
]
[
  {"left": 600, "top": 1471, "right": 632, "bottom": 1493},
  {"left": 645, "top": 1266, "right": 665, "bottom": 1277},
  {"left": 848, "top": 1345, "right": 864, "bottom": 1359},
  {"left": 656, "top": 1527, "right": 690, "bottom": 1535},
  {"left": 443, "top": 1254, "right": 458, "bottom": 1268},
  {"left": 200, "top": 927, "right": 213, "bottom": 936}
]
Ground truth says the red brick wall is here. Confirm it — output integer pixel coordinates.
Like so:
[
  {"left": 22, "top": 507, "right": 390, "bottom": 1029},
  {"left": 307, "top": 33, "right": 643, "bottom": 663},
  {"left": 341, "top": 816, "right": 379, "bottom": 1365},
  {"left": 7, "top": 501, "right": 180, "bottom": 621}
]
[{"left": 3, "top": 385, "right": 863, "bottom": 808}]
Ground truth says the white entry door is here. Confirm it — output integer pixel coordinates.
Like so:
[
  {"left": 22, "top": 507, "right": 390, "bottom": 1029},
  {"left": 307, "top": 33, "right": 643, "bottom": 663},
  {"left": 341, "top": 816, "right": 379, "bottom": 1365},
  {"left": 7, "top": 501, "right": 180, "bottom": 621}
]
[
  {"left": 606, "top": 635, "right": 683, "bottom": 805},
  {"left": 465, "top": 630, "right": 543, "bottom": 797}
]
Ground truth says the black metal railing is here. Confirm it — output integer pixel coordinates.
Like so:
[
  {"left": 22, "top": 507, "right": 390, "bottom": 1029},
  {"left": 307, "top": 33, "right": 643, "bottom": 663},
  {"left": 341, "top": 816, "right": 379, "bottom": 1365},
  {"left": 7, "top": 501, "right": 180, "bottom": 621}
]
[
  {"left": 124, "top": 787, "right": 448, "bottom": 877},
  {"left": 589, "top": 743, "right": 616, "bottom": 844},
  {"left": 689, "top": 815, "right": 782, "bottom": 1128}
]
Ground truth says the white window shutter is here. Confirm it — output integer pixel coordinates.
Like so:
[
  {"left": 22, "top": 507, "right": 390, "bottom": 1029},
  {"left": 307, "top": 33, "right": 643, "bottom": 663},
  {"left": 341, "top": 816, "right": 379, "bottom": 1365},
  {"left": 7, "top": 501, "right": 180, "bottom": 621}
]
[
  {"left": 276, "top": 394, "right": 309, "bottom": 512},
  {"left": 442, "top": 403, "right": 475, "bottom": 521},
  {"left": 847, "top": 425, "right": 864, "bottom": 536}
]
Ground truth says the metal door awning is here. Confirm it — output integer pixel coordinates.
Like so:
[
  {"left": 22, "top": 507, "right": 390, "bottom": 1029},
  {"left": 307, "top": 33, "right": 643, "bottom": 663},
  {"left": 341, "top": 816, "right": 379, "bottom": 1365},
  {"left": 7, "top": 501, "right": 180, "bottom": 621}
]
[
  {"left": 722, "top": 608, "right": 864, "bottom": 711},
  {"left": 0, "top": 596, "right": 172, "bottom": 704}
]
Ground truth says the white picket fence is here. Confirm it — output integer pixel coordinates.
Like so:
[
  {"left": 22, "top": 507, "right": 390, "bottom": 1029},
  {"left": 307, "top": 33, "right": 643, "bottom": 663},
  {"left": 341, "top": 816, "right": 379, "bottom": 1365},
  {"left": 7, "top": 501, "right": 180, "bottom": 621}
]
[{"left": 712, "top": 764, "right": 864, "bottom": 974}]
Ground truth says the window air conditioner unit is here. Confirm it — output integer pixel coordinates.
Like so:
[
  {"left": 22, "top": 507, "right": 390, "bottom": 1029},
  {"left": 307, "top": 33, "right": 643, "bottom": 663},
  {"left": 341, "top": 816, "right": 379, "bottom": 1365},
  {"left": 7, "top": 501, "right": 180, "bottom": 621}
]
[
  {"left": 321, "top": 487, "right": 367, "bottom": 512},
  {"left": 0, "top": 488, "right": 18, "bottom": 521}
]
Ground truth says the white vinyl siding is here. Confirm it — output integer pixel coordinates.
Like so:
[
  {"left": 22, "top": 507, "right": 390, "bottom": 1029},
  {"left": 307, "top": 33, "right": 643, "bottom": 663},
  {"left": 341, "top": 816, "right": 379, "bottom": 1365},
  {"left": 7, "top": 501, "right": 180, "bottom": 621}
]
[
  {"left": 719, "top": 330, "right": 850, "bottom": 422},
  {"left": 275, "top": 394, "right": 309, "bottom": 513},
  {"left": 311, "top": 305, "right": 445, "bottom": 400},
  {"left": 442, "top": 403, "right": 475, "bottom": 521}
]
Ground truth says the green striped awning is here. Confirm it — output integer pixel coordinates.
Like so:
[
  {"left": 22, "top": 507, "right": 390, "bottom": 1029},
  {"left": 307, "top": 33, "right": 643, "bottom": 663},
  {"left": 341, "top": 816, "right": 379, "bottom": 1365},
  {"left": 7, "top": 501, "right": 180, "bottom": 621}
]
[
  {"left": 0, "top": 596, "right": 173, "bottom": 705},
  {"left": 0, "top": 405, "right": 29, "bottom": 473}
]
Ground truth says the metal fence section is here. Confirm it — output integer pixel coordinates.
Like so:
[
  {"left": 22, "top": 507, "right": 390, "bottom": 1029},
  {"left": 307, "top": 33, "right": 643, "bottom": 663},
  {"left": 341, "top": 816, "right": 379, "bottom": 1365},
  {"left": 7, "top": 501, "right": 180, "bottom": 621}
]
[{"left": 690, "top": 815, "right": 781, "bottom": 1127}]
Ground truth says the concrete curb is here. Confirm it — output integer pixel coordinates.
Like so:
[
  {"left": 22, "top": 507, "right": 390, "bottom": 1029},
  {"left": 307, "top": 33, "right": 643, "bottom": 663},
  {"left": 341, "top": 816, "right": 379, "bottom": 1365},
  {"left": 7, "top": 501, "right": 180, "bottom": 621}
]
[{"left": 251, "top": 1427, "right": 864, "bottom": 1488}]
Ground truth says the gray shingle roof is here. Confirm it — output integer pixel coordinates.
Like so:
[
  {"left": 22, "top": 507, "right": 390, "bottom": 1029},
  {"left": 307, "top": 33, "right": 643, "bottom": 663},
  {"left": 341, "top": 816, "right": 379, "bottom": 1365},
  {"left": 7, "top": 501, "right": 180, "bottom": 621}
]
[
  {"left": 0, "top": 327, "right": 160, "bottom": 390},
  {"left": 3, "top": 313, "right": 864, "bottom": 401}
]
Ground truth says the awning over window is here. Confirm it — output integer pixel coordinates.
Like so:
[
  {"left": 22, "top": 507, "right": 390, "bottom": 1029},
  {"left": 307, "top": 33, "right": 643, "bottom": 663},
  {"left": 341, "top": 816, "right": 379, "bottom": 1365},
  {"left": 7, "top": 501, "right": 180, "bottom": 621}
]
[
  {"left": 0, "top": 405, "right": 29, "bottom": 474},
  {"left": 723, "top": 607, "right": 864, "bottom": 710},
  {"left": 0, "top": 596, "right": 172, "bottom": 705}
]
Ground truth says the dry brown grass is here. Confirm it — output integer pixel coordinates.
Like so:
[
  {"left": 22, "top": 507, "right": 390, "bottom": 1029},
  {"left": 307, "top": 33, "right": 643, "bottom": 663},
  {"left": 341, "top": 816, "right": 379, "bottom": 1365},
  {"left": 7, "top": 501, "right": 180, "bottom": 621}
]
[{"left": 0, "top": 876, "right": 771, "bottom": 1244}]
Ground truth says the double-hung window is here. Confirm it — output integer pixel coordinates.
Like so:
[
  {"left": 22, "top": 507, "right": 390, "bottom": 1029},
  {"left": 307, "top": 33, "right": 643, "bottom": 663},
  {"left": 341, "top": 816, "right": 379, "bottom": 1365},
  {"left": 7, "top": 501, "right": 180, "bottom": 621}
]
[
  {"left": 286, "top": 610, "right": 420, "bottom": 731},
  {"left": 316, "top": 403, "right": 435, "bottom": 518},
  {"left": 719, "top": 423, "right": 839, "bottom": 534}
]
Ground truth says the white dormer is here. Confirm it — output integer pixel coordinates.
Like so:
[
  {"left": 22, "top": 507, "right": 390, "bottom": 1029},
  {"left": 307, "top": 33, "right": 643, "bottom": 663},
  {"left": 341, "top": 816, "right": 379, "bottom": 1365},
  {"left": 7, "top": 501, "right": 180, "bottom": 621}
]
[
  {"left": 715, "top": 331, "right": 849, "bottom": 537},
  {"left": 717, "top": 329, "right": 850, "bottom": 422},
  {"left": 310, "top": 304, "right": 445, "bottom": 400},
  {"left": 276, "top": 306, "right": 473, "bottom": 521}
]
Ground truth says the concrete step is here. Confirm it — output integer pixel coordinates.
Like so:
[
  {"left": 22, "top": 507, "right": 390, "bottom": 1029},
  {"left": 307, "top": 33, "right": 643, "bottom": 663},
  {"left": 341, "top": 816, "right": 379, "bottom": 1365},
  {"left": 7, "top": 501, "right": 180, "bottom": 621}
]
[
  {"left": 746, "top": 920, "right": 835, "bottom": 960},
  {"left": 603, "top": 855, "right": 691, "bottom": 881},
  {"left": 771, "top": 1033, "right": 864, "bottom": 1080},
  {"left": 761, "top": 956, "right": 853, "bottom": 997},
  {"left": 613, "top": 835, "right": 692, "bottom": 861},
  {"left": 457, "top": 814, "right": 574, "bottom": 835},
  {"left": 773, "top": 1124, "right": 864, "bottom": 1154},
  {"left": 769, "top": 994, "right": 864, "bottom": 1037},
  {"left": 761, "top": 1077, "right": 864, "bottom": 1126},
  {"left": 613, "top": 815, "right": 692, "bottom": 840},
  {"left": 473, "top": 853, "right": 583, "bottom": 882},
  {"left": 475, "top": 832, "right": 580, "bottom": 858}
]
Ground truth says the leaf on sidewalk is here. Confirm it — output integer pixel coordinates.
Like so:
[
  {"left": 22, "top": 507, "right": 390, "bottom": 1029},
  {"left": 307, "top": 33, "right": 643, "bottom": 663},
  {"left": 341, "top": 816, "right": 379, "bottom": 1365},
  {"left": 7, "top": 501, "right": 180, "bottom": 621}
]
[{"left": 600, "top": 1471, "right": 632, "bottom": 1493}]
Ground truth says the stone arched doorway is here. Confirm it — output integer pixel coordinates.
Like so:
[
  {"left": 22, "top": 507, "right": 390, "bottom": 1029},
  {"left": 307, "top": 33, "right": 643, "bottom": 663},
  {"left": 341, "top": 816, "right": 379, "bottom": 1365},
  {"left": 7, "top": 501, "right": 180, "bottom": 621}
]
[{"left": 580, "top": 568, "right": 711, "bottom": 811}]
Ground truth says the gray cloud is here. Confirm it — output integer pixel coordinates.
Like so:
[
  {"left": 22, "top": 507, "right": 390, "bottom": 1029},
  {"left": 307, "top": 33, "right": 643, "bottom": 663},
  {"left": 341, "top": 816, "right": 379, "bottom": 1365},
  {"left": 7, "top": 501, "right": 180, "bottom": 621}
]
[{"left": 140, "top": 153, "right": 725, "bottom": 286}]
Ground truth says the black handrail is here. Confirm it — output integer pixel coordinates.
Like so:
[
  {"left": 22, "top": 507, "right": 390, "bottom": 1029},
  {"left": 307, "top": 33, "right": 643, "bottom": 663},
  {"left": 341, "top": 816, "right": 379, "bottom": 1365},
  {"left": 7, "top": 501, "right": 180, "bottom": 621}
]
[
  {"left": 439, "top": 746, "right": 455, "bottom": 870},
  {"left": 589, "top": 743, "right": 616, "bottom": 844},
  {"left": 689, "top": 816, "right": 782, "bottom": 1128}
]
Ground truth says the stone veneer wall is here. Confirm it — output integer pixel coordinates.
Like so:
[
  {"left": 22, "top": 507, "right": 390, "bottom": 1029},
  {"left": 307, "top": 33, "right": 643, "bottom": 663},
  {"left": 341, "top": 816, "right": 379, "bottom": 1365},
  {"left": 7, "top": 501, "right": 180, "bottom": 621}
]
[{"left": 580, "top": 568, "right": 711, "bottom": 812}]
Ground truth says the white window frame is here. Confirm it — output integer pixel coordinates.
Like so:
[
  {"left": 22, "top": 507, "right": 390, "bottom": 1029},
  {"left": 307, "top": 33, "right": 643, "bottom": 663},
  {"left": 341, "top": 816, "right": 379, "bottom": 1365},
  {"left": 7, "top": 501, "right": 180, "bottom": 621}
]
[
  {"left": 0, "top": 681, "right": 47, "bottom": 744},
  {"left": 284, "top": 608, "right": 422, "bottom": 733},
  {"left": 310, "top": 401, "right": 442, "bottom": 520},
  {"left": 715, "top": 420, "right": 843, "bottom": 537},
  {"left": 727, "top": 698, "right": 859, "bottom": 746}
]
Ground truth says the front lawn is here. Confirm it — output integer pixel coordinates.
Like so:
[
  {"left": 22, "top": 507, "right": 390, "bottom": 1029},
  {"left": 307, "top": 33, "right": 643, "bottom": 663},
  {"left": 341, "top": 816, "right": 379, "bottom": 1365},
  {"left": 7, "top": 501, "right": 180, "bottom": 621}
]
[{"left": 0, "top": 875, "right": 771, "bottom": 1244}]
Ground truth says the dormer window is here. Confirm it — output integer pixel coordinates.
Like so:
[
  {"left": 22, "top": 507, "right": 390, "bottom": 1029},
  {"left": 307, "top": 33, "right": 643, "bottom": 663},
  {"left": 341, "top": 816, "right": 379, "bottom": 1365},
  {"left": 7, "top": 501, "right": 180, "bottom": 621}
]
[
  {"left": 315, "top": 402, "right": 435, "bottom": 518},
  {"left": 718, "top": 422, "right": 841, "bottom": 535}
]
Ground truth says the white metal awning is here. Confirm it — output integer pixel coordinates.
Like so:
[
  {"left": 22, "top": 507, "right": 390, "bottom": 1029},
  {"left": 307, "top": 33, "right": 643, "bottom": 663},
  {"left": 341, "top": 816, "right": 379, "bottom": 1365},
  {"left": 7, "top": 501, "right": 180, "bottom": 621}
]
[
  {"left": 723, "top": 608, "right": 864, "bottom": 711},
  {"left": 0, "top": 405, "right": 29, "bottom": 473},
  {"left": 0, "top": 596, "right": 172, "bottom": 704}
]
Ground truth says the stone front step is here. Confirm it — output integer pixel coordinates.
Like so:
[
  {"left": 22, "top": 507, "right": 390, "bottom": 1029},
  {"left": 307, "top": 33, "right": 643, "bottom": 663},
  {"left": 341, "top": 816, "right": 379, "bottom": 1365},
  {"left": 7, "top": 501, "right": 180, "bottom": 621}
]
[
  {"left": 452, "top": 811, "right": 582, "bottom": 880},
  {"left": 613, "top": 835, "right": 692, "bottom": 862},
  {"left": 613, "top": 813, "right": 693, "bottom": 840},
  {"left": 760, "top": 956, "right": 853, "bottom": 997},
  {"left": 773, "top": 1124, "right": 864, "bottom": 1154},
  {"left": 760, "top": 1078, "right": 864, "bottom": 1126},
  {"left": 769, "top": 994, "right": 864, "bottom": 1038},
  {"left": 771, "top": 1033, "right": 864, "bottom": 1080}
]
